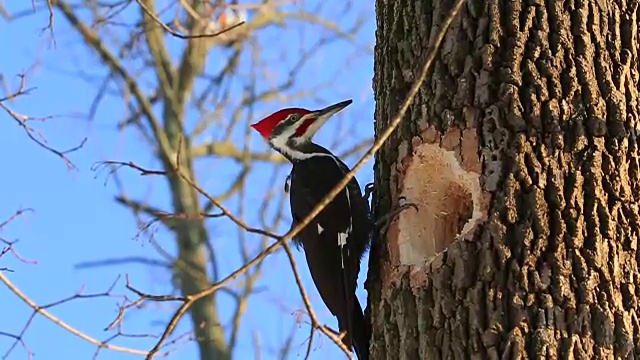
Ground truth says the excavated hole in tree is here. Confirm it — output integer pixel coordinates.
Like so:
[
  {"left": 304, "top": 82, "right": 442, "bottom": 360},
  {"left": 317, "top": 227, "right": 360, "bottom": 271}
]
[{"left": 396, "top": 142, "right": 481, "bottom": 267}]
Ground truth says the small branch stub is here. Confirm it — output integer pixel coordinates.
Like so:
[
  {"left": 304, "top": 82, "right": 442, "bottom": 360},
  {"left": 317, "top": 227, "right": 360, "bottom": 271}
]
[{"left": 391, "top": 127, "right": 488, "bottom": 268}]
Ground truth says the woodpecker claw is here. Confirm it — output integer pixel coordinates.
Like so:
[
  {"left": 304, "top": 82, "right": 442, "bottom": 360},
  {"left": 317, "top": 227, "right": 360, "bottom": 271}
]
[{"left": 374, "top": 198, "right": 418, "bottom": 238}]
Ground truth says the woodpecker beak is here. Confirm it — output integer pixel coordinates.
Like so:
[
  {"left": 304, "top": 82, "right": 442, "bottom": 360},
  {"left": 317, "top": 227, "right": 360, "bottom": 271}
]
[
  {"left": 301, "top": 99, "right": 352, "bottom": 140},
  {"left": 314, "top": 99, "right": 353, "bottom": 119}
]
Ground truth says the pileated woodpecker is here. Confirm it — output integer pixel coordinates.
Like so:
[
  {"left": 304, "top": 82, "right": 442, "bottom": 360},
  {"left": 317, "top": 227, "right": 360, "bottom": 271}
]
[{"left": 251, "top": 99, "right": 370, "bottom": 360}]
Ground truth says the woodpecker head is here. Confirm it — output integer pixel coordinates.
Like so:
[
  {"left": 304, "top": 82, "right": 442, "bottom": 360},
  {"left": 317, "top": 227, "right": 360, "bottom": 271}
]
[{"left": 250, "top": 99, "right": 352, "bottom": 156}]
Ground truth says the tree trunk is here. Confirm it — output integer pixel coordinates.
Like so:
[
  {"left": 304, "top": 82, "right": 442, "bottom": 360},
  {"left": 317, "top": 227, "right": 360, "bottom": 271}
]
[{"left": 370, "top": 0, "right": 640, "bottom": 359}]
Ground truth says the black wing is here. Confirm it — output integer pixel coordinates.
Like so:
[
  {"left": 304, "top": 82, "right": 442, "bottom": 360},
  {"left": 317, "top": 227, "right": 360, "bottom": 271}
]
[
  {"left": 289, "top": 154, "right": 354, "bottom": 241},
  {"left": 288, "top": 154, "right": 360, "bottom": 346}
]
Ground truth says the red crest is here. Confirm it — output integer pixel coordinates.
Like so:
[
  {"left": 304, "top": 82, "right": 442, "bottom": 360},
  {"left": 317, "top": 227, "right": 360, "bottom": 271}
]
[{"left": 251, "top": 108, "right": 311, "bottom": 138}]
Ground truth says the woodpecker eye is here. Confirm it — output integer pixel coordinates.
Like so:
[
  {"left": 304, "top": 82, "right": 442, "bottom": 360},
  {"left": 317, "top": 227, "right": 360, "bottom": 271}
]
[{"left": 288, "top": 114, "right": 300, "bottom": 122}]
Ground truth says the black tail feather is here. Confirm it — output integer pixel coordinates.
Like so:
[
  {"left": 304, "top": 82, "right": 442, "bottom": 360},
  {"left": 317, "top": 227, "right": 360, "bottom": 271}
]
[
  {"left": 336, "top": 296, "right": 369, "bottom": 360},
  {"left": 351, "top": 298, "right": 369, "bottom": 360}
]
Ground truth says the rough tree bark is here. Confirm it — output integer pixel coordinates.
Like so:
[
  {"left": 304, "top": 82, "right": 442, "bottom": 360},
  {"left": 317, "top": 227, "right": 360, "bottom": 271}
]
[{"left": 370, "top": 0, "right": 640, "bottom": 359}]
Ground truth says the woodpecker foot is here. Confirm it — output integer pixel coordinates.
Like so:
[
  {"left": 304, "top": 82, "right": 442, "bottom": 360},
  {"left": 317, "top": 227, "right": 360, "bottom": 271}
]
[
  {"left": 364, "top": 182, "right": 374, "bottom": 203},
  {"left": 374, "top": 196, "right": 418, "bottom": 237}
]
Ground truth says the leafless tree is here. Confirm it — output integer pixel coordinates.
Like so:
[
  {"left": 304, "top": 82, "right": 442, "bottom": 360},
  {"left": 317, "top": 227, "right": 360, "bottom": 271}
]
[{"left": 1, "top": 1, "right": 377, "bottom": 359}]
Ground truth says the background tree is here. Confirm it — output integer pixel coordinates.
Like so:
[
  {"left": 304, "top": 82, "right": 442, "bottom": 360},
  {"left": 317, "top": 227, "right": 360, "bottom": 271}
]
[
  {"left": 370, "top": 0, "right": 640, "bottom": 358},
  {"left": 0, "top": 1, "right": 376, "bottom": 359}
]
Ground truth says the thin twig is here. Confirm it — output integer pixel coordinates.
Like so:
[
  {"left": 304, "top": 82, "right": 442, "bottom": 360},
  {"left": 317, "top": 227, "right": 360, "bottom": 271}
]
[
  {"left": 135, "top": 0, "right": 245, "bottom": 39},
  {"left": 0, "top": 273, "right": 149, "bottom": 357}
]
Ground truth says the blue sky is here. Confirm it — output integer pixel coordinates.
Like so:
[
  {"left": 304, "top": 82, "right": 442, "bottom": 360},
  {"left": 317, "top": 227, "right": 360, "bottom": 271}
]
[{"left": 0, "top": 2, "right": 376, "bottom": 359}]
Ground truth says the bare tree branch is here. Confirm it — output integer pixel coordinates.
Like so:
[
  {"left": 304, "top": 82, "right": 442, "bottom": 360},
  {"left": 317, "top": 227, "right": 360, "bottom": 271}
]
[
  {"left": 0, "top": 274, "right": 152, "bottom": 358},
  {"left": 0, "top": 73, "right": 85, "bottom": 169},
  {"left": 2, "top": 0, "right": 388, "bottom": 358}
]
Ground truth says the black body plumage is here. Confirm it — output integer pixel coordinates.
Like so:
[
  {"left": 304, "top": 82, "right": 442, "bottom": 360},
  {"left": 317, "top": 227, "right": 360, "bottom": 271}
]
[
  {"left": 288, "top": 142, "right": 371, "bottom": 360},
  {"left": 249, "top": 99, "right": 370, "bottom": 359}
]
